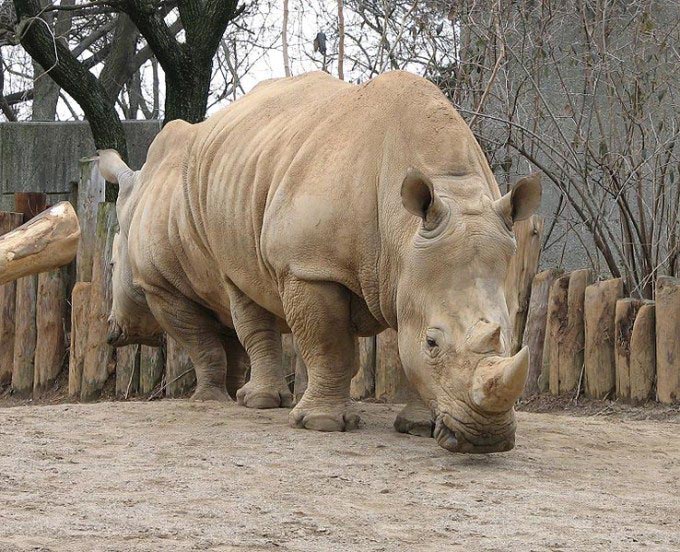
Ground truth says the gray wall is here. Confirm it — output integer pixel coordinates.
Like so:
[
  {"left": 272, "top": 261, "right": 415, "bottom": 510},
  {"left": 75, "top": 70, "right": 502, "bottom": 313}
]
[{"left": 0, "top": 120, "right": 161, "bottom": 211}]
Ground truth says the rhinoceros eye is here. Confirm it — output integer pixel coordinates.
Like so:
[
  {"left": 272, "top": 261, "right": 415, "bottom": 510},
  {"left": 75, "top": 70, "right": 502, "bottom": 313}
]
[
  {"left": 425, "top": 329, "right": 444, "bottom": 356},
  {"left": 426, "top": 336, "right": 438, "bottom": 348}
]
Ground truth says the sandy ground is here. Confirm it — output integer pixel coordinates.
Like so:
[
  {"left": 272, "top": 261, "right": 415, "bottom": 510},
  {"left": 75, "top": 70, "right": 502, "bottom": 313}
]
[{"left": 0, "top": 401, "right": 678, "bottom": 552}]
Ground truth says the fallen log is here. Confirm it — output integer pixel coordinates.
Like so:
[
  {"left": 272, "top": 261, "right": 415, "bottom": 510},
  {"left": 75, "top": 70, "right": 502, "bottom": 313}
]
[
  {"left": 0, "top": 202, "right": 80, "bottom": 286},
  {"left": 614, "top": 298, "right": 644, "bottom": 400},
  {"left": 522, "top": 269, "right": 562, "bottom": 396},
  {"left": 584, "top": 278, "right": 623, "bottom": 399},
  {"left": 656, "top": 276, "right": 680, "bottom": 404}
]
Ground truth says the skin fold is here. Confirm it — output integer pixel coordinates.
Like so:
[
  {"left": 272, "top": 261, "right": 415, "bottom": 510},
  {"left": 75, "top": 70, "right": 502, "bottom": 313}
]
[{"left": 101, "top": 71, "right": 541, "bottom": 453}]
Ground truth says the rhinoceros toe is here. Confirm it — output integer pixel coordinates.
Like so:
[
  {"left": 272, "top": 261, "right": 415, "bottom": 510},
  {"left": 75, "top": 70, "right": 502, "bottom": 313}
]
[
  {"left": 289, "top": 401, "right": 361, "bottom": 432},
  {"left": 236, "top": 381, "right": 293, "bottom": 409}
]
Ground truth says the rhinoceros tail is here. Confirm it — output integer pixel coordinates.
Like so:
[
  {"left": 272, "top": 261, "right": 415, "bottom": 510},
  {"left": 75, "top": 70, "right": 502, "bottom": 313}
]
[{"left": 98, "top": 149, "right": 131, "bottom": 184}]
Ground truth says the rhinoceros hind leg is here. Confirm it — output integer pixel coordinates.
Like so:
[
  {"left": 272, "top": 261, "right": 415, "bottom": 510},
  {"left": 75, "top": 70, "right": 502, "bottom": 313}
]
[
  {"left": 283, "top": 278, "right": 360, "bottom": 432},
  {"left": 394, "top": 397, "right": 434, "bottom": 438},
  {"left": 228, "top": 287, "right": 293, "bottom": 409},
  {"left": 145, "top": 290, "right": 229, "bottom": 402},
  {"left": 224, "top": 331, "right": 250, "bottom": 399}
]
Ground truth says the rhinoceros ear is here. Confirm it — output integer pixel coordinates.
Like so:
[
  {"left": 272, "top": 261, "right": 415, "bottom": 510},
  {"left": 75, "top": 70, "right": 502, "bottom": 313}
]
[
  {"left": 401, "top": 168, "right": 448, "bottom": 231},
  {"left": 494, "top": 172, "right": 542, "bottom": 224}
]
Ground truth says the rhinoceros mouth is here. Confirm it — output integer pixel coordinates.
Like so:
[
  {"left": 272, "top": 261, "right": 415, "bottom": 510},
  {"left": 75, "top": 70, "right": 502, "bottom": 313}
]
[{"left": 434, "top": 412, "right": 515, "bottom": 454}]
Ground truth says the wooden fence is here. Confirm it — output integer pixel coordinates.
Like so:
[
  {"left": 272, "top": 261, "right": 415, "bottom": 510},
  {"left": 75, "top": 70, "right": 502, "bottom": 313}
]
[{"left": 0, "top": 157, "right": 677, "bottom": 405}]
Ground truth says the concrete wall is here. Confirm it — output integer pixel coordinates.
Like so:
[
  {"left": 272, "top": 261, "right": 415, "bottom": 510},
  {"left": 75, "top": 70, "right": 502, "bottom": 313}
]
[{"left": 0, "top": 121, "right": 161, "bottom": 211}]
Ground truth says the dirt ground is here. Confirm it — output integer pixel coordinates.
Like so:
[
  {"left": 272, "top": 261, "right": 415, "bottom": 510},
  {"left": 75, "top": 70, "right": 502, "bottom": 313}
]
[{"left": 0, "top": 400, "right": 678, "bottom": 552}]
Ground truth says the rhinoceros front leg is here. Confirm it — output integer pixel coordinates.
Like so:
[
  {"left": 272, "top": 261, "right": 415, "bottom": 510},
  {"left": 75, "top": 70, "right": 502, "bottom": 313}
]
[
  {"left": 224, "top": 331, "right": 250, "bottom": 399},
  {"left": 145, "top": 290, "right": 230, "bottom": 402},
  {"left": 283, "top": 278, "right": 360, "bottom": 432},
  {"left": 229, "top": 288, "right": 293, "bottom": 409},
  {"left": 394, "top": 391, "right": 435, "bottom": 438}
]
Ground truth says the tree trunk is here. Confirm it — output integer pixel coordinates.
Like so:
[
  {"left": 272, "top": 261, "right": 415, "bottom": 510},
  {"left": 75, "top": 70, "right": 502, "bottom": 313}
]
[
  {"left": 522, "top": 268, "right": 562, "bottom": 397},
  {"left": 163, "top": 62, "right": 212, "bottom": 124},
  {"left": 584, "top": 279, "right": 624, "bottom": 399},
  {"left": 655, "top": 276, "right": 680, "bottom": 403},
  {"left": 614, "top": 298, "right": 644, "bottom": 401},
  {"left": 629, "top": 302, "right": 656, "bottom": 403}
]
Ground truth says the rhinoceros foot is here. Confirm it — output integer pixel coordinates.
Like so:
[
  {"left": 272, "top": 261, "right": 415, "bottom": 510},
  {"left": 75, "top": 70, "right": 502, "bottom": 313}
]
[
  {"left": 191, "top": 386, "right": 232, "bottom": 402},
  {"left": 289, "top": 398, "right": 361, "bottom": 432},
  {"left": 394, "top": 399, "right": 434, "bottom": 438},
  {"left": 236, "top": 381, "right": 293, "bottom": 409}
]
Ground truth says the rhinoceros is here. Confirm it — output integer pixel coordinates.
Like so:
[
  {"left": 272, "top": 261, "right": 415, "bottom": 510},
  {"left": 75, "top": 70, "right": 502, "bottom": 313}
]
[{"left": 100, "top": 71, "right": 541, "bottom": 453}]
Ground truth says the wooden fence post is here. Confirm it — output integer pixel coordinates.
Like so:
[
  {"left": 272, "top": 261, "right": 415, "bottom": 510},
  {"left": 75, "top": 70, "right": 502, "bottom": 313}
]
[
  {"left": 522, "top": 268, "right": 562, "bottom": 396},
  {"left": 68, "top": 282, "right": 91, "bottom": 398},
  {"left": 10, "top": 193, "right": 47, "bottom": 396},
  {"left": 0, "top": 212, "right": 24, "bottom": 386},
  {"left": 629, "top": 302, "right": 656, "bottom": 403},
  {"left": 351, "top": 336, "right": 376, "bottom": 400},
  {"left": 614, "top": 298, "right": 644, "bottom": 400},
  {"left": 559, "top": 269, "right": 592, "bottom": 394},
  {"left": 116, "top": 345, "right": 140, "bottom": 398},
  {"left": 584, "top": 278, "right": 623, "bottom": 399},
  {"left": 76, "top": 157, "right": 106, "bottom": 282},
  {"left": 656, "top": 276, "right": 680, "bottom": 404},
  {"left": 165, "top": 336, "right": 196, "bottom": 397},
  {"left": 545, "top": 274, "right": 569, "bottom": 395},
  {"left": 375, "top": 329, "right": 409, "bottom": 402},
  {"left": 506, "top": 215, "right": 544, "bottom": 354},
  {"left": 33, "top": 268, "right": 67, "bottom": 394},
  {"left": 140, "top": 345, "right": 164, "bottom": 395},
  {"left": 81, "top": 202, "right": 117, "bottom": 401}
]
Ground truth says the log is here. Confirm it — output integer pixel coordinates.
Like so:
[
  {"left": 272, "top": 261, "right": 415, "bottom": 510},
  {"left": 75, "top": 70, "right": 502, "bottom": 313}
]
[
  {"left": 68, "top": 282, "right": 91, "bottom": 398},
  {"left": 80, "top": 203, "right": 117, "bottom": 401},
  {"left": 558, "top": 269, "right": 592, "bottom": 394},
  {"left": 139, "top": 345, "right": 164, "bottom": 395},
  {"left": 375, "top": 329, "right": 409, "bottom": 402},
  {"left": 544, "top": 274, "right": 569, "bottom": 395},
  {"left": 584, "top": 278, "right": 624, "bottom": 399},
  {"left": 11, "top": 275, "right": 37, "bottom": 395},
  {"left": 116, "top": 345, "right": 140, "bottom": 398},
  {"left": 505, "top": 215, "right": 544, "bottom": 354},
  {"left": 0, "top": 212, "right": 24, "bottom": 385},
  {"left": 614, "top": 298, "right": 644, "bottom": 400},
  {"left": 0, "top": 202, "right": 81, "bottom": 285},
  {"left": 521, "top": 268, "right": 562, "bottom": 397},
  {"left": 76, "top": 157, "right": 106, "bottom": 282},
  {"left": 629, "top": 303, "right": 656, "bottom": 403},
  {"left": 351, "top": 336, "right": 376, "bottom": 400},
  {"left": 165, "top": 336, "right": 196, "bottom": 397},
  {"left": 33, "top": 268, "right": 67, "bottom": 394},
  {"left": 13, "top": 192, "right": 46, "bottom": 221},
  {"left": 656, "top": 276, "right": 680, "bottom": 403}
]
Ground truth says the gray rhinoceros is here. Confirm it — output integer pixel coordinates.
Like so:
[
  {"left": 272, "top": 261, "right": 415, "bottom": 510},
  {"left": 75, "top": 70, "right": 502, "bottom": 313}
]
[{"left": 100, "top": 71, "right": 541, "bottom": 453}]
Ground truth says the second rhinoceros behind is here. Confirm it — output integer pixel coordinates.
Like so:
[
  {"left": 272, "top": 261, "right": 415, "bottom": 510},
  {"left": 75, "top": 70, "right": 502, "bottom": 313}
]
[{"left": 100, "top": 71, "right": 541, "bottom": 454}]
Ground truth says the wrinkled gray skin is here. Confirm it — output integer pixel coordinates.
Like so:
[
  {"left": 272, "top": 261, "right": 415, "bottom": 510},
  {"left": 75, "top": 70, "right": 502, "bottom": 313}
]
[{"left": 101, "top": 71, "right": 541, "bottom": 453}]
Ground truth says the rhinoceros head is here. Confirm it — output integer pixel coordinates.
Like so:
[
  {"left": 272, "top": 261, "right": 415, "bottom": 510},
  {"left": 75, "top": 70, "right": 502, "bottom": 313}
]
[{"left": 396, "top": 169, "right": 541, "bottom": 453}]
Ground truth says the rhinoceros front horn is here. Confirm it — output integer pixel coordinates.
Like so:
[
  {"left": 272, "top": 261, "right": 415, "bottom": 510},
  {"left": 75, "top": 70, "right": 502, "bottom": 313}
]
[{"left": 471, "top": 347, "right": 529, "bottom": 412}]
